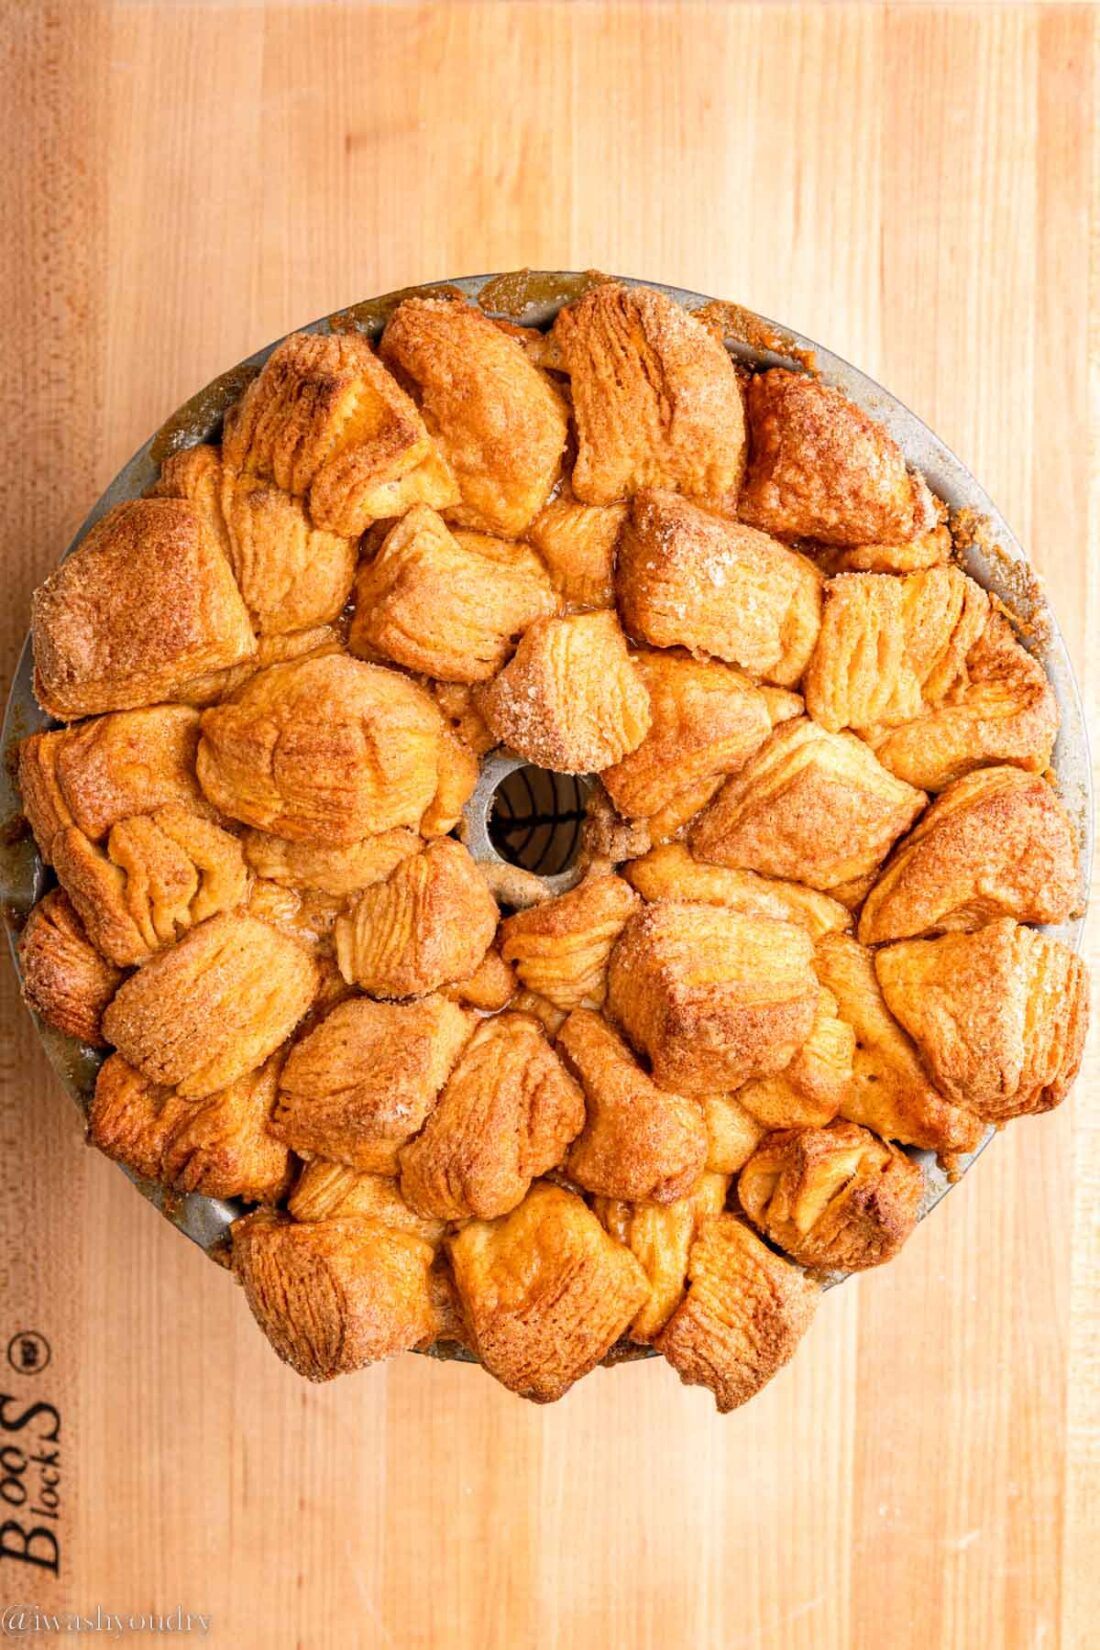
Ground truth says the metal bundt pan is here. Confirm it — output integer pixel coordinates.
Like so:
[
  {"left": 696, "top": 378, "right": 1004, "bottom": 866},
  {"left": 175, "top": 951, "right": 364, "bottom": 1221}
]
[{"left": 1, "top": 273, "right": 1091, "bottom": 1362}]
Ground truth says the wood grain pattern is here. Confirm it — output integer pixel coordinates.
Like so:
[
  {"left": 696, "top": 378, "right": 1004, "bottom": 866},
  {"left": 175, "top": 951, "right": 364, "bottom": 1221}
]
[{"left": 0, "top": 5, "right": 1095, "bottom": 1648}]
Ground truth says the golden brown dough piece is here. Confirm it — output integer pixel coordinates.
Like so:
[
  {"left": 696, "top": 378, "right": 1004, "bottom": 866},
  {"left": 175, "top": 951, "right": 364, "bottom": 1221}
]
[
  {"left": 102, "top": 912, "right": 318, "bottom": 1099},
  {"left": 580, "top": 782, "right": 653, "bottom": 866},
  {"left": 866, "top": 611, "right": 1059, "bottom": 793},
  {"left": 222, "top": 330, "right": 457, "bottom": 537},
  {"left": 350, "top": 505, "right": 555, "bottom": 682},
  {"left": 380, "top": 297, "right": 568, "bottom": 536},
  {"left": 288, "top": 1161, "right": 446, "bottom": 1243},
  {"left": 498, "top": 872, "right": 640, "bottom": 1011},
  {"left": 558, "top": 1008, "right": 707, "bottom": 1203},
  {"left": 606, "top": 902, "right": 819, "bottom": 1097},
  {"left": 175, "top": 621, "right": 345, "bottom": 708},
  {"left": 876, "top": 920, "right": 1088, "bottom": 1122},
  {"left": 430, "top": 680, "right": 495, "bottom": 757},
  {"left": 17, "top": 890, "right": 123, "bottom": 1046},
  {"left": 835, "top": 521, "right": 953, "bottom": 574},
  {"left": 690, "top": 718, "right": 926, "bottom": 907},
  {"left": 153, "top": 444, "right": 358, "bottom": 635},
  {"left": 594, "top": 1171, "right": 729, "bottom": 1341},
  {"left": 232, "top": 1209, "right": 441, "bottom": 1379},
  {"left": 51, "top": 806, "right": 248, "bottom": 967},
  {"left": 858, "top": 768, "right": 1079, "bottom": 944},
  {"left": 448, "top": 1182, "right": 649, "bottom": 1402},
  {"left": 600, "top": 652, "right": 773, "bottom": 820},
  {"left": 527, "top": 483, "right": 626, "bottom": 609},
  {"left": 813, "top": 933, "right": 983, "bottom": 1153},
  {"left": 18, "top": 706, "right": 212, "bottom": 861},
  {"left": 399, "top": 1013, "right": 585, "bottom": 1220},
  {"left": 334, "top": 838, "right": 499, "bottom": 998},
  {"left": 477, "top": 610, "right": 651, "bottom": 773},
  {"left": 738, "top": 1120, "right": 922, "bottom": 1271},
  {"left": 242, "top": 827, "right": 421, "bottom": 897},
  {"left": 272, "top": 994, "right": 471, "bottom": 1168},
  {"left": 32, "top": 498, "right": 256, "bottom": 720},
  {"left": 624, "top": 843, "right": 852, "bottom": 941},
  {"left": 738, "top": 370, "right": 936, "bottom": 546},
  {"left": 703, "top": 1096, "right": 766, "bottom": 1174},
  {"left": 616, "top": 490, "right": 822, "bottom": 687},
  {"left": 244, "top": 879, "right": 343, "bottom": 953},
  {"left": 655, "top": 1213, "right": 819, "bottom": 1413},
  {"left": 416, "top": 729, "right": 480, "bottom": 837},
  {"left": 442, "top": 946, "right": 516, "bottom": 1012},
  {"left": 197, "top": 654, "right": 445, "bottom": 842},
  {"left": 735, "top": 987, "right": 855, "bottom": 1129},
  {"left": 551, "top": 282, "right": 746, "bottom": 508},
  {"left": 90, "top": 1052, "right": 293, "bottom": 1203}
]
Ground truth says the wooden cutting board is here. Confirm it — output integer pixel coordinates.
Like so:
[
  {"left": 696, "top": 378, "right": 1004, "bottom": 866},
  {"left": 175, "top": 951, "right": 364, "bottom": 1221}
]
[{"left": 1, "top": 5, "right": 1096, "bottom": 1648}]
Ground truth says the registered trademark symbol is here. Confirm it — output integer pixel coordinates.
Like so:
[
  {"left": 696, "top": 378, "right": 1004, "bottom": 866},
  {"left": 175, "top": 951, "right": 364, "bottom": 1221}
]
[{"left": 6, "top": 1331, "right": 52, "bottom": 1375}]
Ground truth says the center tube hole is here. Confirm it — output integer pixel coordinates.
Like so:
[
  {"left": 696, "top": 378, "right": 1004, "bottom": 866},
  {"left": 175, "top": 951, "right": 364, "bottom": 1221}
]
[{"left": 488, "top": 765, "right": 591, "bottom": 876}]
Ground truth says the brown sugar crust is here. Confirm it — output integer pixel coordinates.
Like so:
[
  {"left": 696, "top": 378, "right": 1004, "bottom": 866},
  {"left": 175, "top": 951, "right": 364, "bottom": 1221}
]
[
  {"left": 606, "top": 901, "right": 819, "bottom": 1098},
  {"left": 552, "top": 282, "right": 746, "bottom": 509},
  {"left": 399, "top": 1013, "right": 586, "bottom": 1221},
  {"left": 477, "top": 610, "right": 652, "bottom": 774},
  {"left": 498, "top": 872, "right": 640, "bottom": 1012},
  {"left": 616, "top": 490, "right": 823, "bottom": 686},
  {"left": 196, "top": 653, "right": 445, "bottom": 842},
  {"left": 17, "top": 889, "right": 123, "bottom": 1046},
  {"left": 738, "top": 1120, "right": 922, "bottom": 1272},
  {"left": 558, "top": 1007, "right": 707, "bottom": 1204},
  {"left": 32, "top": 498, "right": 256, "bottom": 720},
  {"left": 655, "top": 1213, "right": 819, "bottom": 1413},
  {"left": 739, "top": 370, "right": 936, "bottom": 546},
  {"left": 858, "top": 767, "right": 1079, "bottom": 944},
  {"left": 380, "top": 297, "right": 568, "bottom": 537}
]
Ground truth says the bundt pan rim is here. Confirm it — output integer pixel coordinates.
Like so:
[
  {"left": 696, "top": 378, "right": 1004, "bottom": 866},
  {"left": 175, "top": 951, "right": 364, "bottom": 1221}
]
[{"left": 0, "top": 270, "right": 1090, "bottom": 1366}]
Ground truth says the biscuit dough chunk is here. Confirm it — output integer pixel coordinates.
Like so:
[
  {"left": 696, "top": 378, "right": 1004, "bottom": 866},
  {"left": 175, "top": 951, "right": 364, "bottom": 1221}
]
[
  {"left": 690, "top": 718, "right": 927, "bottom": 907},
  {"left": 18, "top": 706, "right": 212, "bottom": 861},
  {"left": 273, "top": 994, "right": 472, "bottom": 1167},
  {"left": 197, "top": 654, "right": 445, "bottom": 842},
  {"left": 288, "top": 1162, "right": 446, "bottom": 1244},
  {"left": 232, "top": 1209, "right": 441, "bottom": 1380},
  {"left": 655, "top": 1213, "right": 819, "bottom": 1413},
  {"left": 813, "top": 934, "right": 983, "bottom": 1153},
  {"left": 735, "top": 986, "right": 855, "bottom": 1130},
  {"left": 498, "top": 873, "right": 640, "bottom": 1011},
  {"left": 32, "top": 498, "right": 256, "bottom": 719},
  {"left": 153, "top": 443, "right": 358, "bottom": 635},
  {"left": 738, "top": 370, "right": 936, "bottom": 546},
  {"left": 875, "top": 920, "right": 1088, "bottom": 1122},
  {"left": 51, "top": 805, "right": 248, "bottom": 967},
  {"left": 738, "top": 1120, "right": 922, "bottom": 1271},
  {"left": 594, "top": 1171, "right": 729, "bottom": 1341},
  {"left": 17, "top": 890, "right": 123, "bottom": 1046},
  {"left": 102, "top": 911, "right": 319, "bottom": 1098},
  {"left": 175, "top": 620, "right": 344, "bottom": 708},
  {"left": 448, "top": 1182, "right": 649, "bottom": 1402},
  {"left": 334, "top": 838, "right": 499, "bottom": 998},
  {"left": 222, "top": 330, "right": 457, "bottom": 536},
  {"left": 527, "top": 483, "right": 626, "bottom": 609},
  {"left": 478, "top": 610, "right": 651, "bottom": 773},
  {"left": 624, "top": 844, "right": 851, "bottom": 941},
  {"left": 616, "top": 490, "right": 823, "bottom": 687},
  {"left": 399, "top": 1013, "right": 586, "bottom": 1221},
  {"left": 90, "top": 1052, "right": 293, "bottom": 1203},
  {"left": 600, "top": 652, "right": 773, "bottom": 820},
  {"left": 350, "top": 504, "right": 556, "bottom": 682},
  {"left": 858, "top": 767, "right": 1079, "bottom": 945},
  {"left": 702, "top": 1096, "right": 766, "bottom": 1175},
  {"left": 242, "top": 827, "right": 421, "bottom": 897},
  {"left": 558, "top": 1008, "right": 707, "bottom": 1203},
  {"left": 606, "top": 902, "right": 819, "bottom": 1097},
  {"left": 551, "top": 282, "right": 746, "bottom": 509},
  {"left": 380, "top": 298, "right": 568, "bottom": 536}
]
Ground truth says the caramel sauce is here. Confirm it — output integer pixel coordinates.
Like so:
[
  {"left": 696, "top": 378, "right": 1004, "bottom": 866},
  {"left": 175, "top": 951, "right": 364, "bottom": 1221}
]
[
  {"left": 327, "top": 283, "right": 467, "bottom": 336},
  {"left": 476, "top": 268, "right": 610, "bottom": 318},
  {"left": 149, "top": 363, "right": 260, "bottom": 464}
]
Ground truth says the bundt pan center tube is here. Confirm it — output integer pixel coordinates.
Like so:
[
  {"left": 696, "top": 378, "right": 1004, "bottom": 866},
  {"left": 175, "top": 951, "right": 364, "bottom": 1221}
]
[{"left": 0, "top": 271, "right": 1090, "bottom": 1381}]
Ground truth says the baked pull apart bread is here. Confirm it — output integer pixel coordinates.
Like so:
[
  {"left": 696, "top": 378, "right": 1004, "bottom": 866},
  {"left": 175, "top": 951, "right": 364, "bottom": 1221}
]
[{"left": 16, "top": 282, "right": 1087, "bottom": 1409}]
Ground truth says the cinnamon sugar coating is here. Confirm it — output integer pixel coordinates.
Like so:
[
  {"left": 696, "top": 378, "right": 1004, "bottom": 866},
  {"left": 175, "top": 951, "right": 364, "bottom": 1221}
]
[
  {"left": 17, "top": 890, "right": 123, "bottom": 1046},
  {"left": 594, "top": 1171, "right": 729, "bottom": 1342}
]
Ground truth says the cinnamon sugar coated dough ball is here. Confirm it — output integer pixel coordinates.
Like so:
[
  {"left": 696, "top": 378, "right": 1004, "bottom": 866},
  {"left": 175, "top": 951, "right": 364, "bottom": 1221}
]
[{"left": 14, "top": 280, "right": 1089, "bottom": 1408}]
